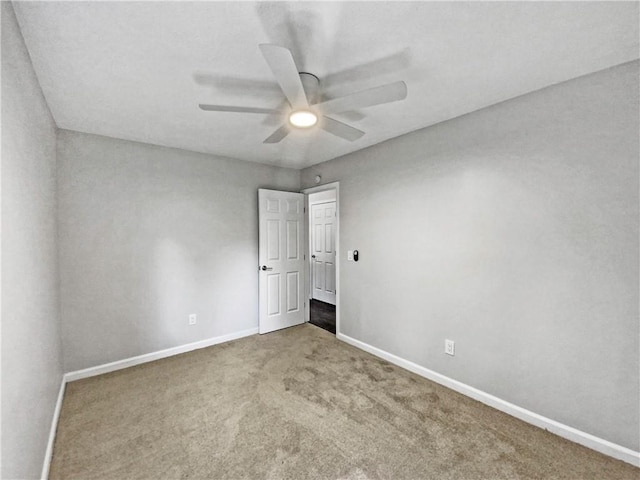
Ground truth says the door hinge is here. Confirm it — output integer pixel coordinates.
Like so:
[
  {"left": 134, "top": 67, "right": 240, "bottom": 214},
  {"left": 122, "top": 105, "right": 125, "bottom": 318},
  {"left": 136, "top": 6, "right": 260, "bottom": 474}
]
[{"left": 304, "top": 207, "right": 306, "bottom": 213}]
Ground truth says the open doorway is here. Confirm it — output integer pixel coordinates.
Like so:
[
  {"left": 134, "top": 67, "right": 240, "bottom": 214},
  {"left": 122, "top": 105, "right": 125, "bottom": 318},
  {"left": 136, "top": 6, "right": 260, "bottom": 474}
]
[{"left": 303, "top": 182, "right": 339, "bottom": 335}]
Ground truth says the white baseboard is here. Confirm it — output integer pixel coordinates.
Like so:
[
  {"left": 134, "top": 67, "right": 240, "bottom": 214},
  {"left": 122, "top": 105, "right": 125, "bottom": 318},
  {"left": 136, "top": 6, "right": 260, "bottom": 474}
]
[
  {"left": 337, "top": 332, "right": 640, "bottom": 468},
  {"left": 65, "top": 328, "right": 259, "bottom": 383},
  {"left": 41, "top": 377, "right": 66, "bottom": 480}
]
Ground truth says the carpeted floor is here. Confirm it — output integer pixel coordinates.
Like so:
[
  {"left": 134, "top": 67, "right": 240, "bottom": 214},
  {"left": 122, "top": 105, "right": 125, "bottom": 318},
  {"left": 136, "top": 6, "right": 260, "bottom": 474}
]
[{"left": 50, "top": 324, "right": 638, "bottom": 479}]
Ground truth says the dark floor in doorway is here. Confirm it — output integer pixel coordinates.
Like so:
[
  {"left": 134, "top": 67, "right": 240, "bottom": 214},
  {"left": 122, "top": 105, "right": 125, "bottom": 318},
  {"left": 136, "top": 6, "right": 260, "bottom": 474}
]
[{"left": 310, "top": 299, "right": 336, "bottom": 334}]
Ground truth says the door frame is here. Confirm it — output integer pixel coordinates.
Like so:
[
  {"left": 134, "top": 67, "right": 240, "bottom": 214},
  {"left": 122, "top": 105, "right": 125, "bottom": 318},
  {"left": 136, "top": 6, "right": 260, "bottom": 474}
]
[{"left": 302, "top": 182, "right": 340, "bottom": 335}]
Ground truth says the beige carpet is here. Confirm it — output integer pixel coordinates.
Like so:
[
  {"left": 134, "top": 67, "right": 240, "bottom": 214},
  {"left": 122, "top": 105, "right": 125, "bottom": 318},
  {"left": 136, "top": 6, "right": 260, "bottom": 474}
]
[{"left": 50, "top": 324, "right": 638, "bottom": 479}]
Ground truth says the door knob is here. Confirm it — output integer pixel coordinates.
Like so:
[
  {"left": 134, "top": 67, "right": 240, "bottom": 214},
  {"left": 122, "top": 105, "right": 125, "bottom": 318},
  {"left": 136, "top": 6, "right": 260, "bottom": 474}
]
[{"left": 261, "top": 265, "right": 273, "bottom": 271}]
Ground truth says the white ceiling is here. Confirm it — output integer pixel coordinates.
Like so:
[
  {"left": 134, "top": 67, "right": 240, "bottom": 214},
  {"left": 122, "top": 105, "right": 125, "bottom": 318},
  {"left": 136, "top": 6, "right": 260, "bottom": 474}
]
[{"left": 13, "top": 1, "right": 639, "bottom": 169}]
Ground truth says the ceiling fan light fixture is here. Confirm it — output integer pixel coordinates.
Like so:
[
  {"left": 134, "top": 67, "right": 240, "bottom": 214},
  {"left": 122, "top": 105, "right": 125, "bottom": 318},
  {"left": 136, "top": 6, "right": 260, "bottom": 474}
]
[
  {"left": 200, "top": 45, "right": 407, "bottom": 143},
  {"left": 288, "top": 110, "right": 318, "bottom": 128}
]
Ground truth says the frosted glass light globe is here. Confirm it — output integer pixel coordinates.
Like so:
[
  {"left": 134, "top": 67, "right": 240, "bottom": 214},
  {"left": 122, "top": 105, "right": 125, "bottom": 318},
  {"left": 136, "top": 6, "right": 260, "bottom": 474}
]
[{"left": 289, "top": 110, "right": 318, "bottom": 128}]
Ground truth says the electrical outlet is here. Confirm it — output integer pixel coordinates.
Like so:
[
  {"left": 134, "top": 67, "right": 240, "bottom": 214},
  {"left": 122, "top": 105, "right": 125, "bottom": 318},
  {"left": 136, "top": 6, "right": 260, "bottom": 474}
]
[
  {"left": 188, "top": 314, "right": 197, "bottom": 325},
  {"left": 347, "top": 250, "right": 353, "bottom": 261},
  {"left": 445, "top": 339, "right": 455, "bottom": 356}
]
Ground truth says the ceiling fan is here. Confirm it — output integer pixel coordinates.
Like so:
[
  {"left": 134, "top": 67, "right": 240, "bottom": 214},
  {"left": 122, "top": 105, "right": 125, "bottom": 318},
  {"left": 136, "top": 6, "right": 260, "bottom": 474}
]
[{"left": 199, "top": 44, "right": 408, "bottom": 144}]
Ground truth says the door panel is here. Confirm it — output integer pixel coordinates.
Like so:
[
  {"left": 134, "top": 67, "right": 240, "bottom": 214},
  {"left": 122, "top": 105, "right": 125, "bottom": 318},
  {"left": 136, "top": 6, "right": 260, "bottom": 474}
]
[
  {"left": 286, "top": 221, "right": 299, "bottom": 259},
  {"left": 259, "top": 189, "right": 305, "bottom": 334},
  {"left": 267, "top": 274, "right": 280, "bottom": 316},
  {"left": 325, "top": 224, "right": 334, "bottom": 253},
  {"left": 287, "top": 199, "right": 299, "bottom": 213},
  {"left": 314, "top": 259, "right": 324, "bottom": 294},
  {"left": 311, "top": 201, "right": 337, "bottom": 305},
  {"left": 313, "top": 225, "right": 322, "bottom": 252},
  {"left": 326, "top": 262, "right": 336, "bottom": 292},
  {"left": 286, "top": 272, "right": 299, "bottom": 312},
  {"left": 267, "top": 220, "right": 280, "bottom": 260}
]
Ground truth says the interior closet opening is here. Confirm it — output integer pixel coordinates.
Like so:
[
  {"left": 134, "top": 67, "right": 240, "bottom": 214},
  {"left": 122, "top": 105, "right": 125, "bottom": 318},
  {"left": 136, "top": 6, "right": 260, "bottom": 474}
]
[{"left": 303, "top": 183, "right": 339, "bottom": 335}]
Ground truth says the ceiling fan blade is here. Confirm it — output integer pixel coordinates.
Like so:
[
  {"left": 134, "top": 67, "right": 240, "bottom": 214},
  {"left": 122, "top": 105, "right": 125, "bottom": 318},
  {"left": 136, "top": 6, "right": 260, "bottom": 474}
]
[
  {"left": 199, "top": 104, "right": 281, "bottom": 114},
  {"left": 317, "top": 81, "right": 407, "bottom": 115},
  {"left": 263, "top": 125, "right": 290, "bottom": 144},
  {"left": 259, "top": 44, "right": 309, "bottom": 109},
  {"left": 262, "top": 99, "right": 289, "bottom": 126},
  {"left": 321, "top": 116, "right": 365, "bottom": 142}
]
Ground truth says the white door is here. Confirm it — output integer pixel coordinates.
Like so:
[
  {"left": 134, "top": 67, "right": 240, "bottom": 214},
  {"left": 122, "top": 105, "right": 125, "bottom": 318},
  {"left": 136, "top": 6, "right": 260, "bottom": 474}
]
[
  {"left": 258, "top": 189, "right": 305, "bottom": 334},
  {"left": 311, "top": 201, "right": 337, "bottom": 305}
]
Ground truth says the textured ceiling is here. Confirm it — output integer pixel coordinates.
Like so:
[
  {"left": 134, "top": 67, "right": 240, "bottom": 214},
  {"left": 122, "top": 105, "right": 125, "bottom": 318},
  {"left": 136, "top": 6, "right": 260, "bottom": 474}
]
[{"left": 13, "top": 1, "right": 639, "bottom": 169}]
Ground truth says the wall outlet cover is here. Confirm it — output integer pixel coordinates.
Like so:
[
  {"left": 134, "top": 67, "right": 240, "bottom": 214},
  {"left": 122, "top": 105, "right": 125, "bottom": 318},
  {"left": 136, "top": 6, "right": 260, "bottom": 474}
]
[
  {"left": 189, "top": 314, "right": 197, "bottom": 325},
  {"left": 445, "top": 339, "right": 455, "bottom": 356}
]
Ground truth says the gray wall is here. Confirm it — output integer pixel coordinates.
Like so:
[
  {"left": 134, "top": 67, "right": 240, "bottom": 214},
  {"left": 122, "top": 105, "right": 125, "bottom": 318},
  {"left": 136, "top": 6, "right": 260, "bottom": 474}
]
[
  {"left": 1, "top": 2, "right": 64, "bottom": 478},
  {"left": 57, "top": 130, "right": 300, "bottom": 372},
  {"left": 301, "top": 61, "right": 639, "bottom": 451}
]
